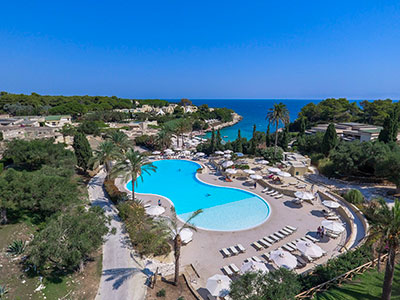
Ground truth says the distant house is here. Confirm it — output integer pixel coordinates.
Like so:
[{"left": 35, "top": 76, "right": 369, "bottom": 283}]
[
  {"left": 0, "top": 126, "right": 61, "bottom": 141},
  {"left": 44, "top": 115, "right": 72, "bottom": 127},
  {"left": 306, "top": 122, "right": 388, "bottom": 142}
]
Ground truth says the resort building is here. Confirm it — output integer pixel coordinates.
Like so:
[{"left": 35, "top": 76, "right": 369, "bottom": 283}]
[
  {"left": 306, "top": 122, "right": 388, "bottom": 142},
  {"left": 0, "top": 126, "right": 61, "bottom": 141},
  {"left": 43, "top": 115, "right": 72, "bottom": 127}
]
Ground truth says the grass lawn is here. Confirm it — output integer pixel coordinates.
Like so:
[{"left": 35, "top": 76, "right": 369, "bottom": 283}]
[{"left": 314, "top": 263, "right": 400, "bottom": 300}]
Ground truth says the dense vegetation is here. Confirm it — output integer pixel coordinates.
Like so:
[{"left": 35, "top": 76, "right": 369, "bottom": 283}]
[
  {"left": 293, "top": 98, "right": 398, "bottom": 128},
  {"left": 0, "top": 139, "right": 108, "bottom": 276}
]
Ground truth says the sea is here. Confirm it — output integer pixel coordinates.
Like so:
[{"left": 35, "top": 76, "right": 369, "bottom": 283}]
[{"left": 190, "top": 99, "right": 365, "bottom": 142}]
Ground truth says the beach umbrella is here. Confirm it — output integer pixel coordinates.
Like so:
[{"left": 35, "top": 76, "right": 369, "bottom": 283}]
[
  {"left": 268, "top": 167, "right": 281, "bottom": 173},
  {"left": 243, "top": 169, "right": 255, "bottom": 175},
  {"left": 215, "top": 150, "right": 224, "bottom": 155},
  {"left": 145, "top": 206, "right": 165, "bottom": 216},
  {"left": 224, "top": 154, "right": 232, "bottom": 159},
  {"left": 277, "top": 171, "right": 291, "bottom": 177},
  {"left": 321, "top": 220, "right": 345, "bottom": 233},
  {"left": 270, "top": 249, "right": 298, "bottom": 270},
  {"left": 225, "top": 168, "right": 237, "bottom": 174},
  {"left": 206, "top": 274, "right": 231, "bottom": 297},
  {"left": 195, "top": 152, "right": 205, "bottom": 157},
  {"left": 296, "top": 241, "right": 324, "bottom": 258},
  {"left": 152, "top": 151, "right": 161, "bottom": 155},
  {"left": 235, "top": 152, "right": 244, "bottom": 157},
  {"left": 250, "top": 174, "right": 263, "bottom": 180},
  {"left": 174, "top": 147, "right": 182, "bottom": 151},
  {"left": 258, "top": 160, "right": 269, "bottom": 165},
  {"left": 322, "top": 200, "right": 341, "bottom": 209},
  {"left": 221, "top": 161, "right": 234, "bottom": 168},
  {"left": 179, "top": 228, "right": 193, "bottom": 244},
  {"left": 294, "top": 191, "right": 314, "bottom": 200},
  {"left": 164, "top": 149, "right": 174, "bottom": 154},
  {"left": 224, "top": 150, "right": 233, "bottom": 154},
  {"left": 240, "top": 261, "right": 269, "bottom": 274}
]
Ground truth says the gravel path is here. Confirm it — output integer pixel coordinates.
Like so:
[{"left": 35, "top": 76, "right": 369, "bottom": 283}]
[{"left": 89, "top": 170, "right": 147, "bottom": 300}]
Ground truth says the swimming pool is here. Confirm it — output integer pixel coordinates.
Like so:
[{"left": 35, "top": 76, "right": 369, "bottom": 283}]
[{"left": 126, "top": 160, "right": 271, "bottom": 231}]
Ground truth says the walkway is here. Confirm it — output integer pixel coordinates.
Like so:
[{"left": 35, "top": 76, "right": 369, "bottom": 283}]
[{"left": 88, "top": 170, "right": 147, "bottom": 300}]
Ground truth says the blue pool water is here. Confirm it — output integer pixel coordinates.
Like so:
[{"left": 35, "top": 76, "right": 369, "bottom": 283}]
[{"left": 126, "top": 160, "right": 270, "bottom": 231}]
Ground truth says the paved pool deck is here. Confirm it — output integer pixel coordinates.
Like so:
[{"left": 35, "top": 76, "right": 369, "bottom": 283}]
[{"left": 116, "top": 160, "right": 351, "bottom": 289}]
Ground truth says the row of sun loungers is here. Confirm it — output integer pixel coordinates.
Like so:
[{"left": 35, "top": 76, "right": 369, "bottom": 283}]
[
  {"left": 261, "top": 188, "right": 284, "bottom": 199},
  {"left": 221, "top": 263, "right": 240, "bottom": 276},
  {"left": 220, "top": 244, "right": 246, "bottom": 257},
  {"left": 252, "top": 225, "right": 298, "bottom": 251}
]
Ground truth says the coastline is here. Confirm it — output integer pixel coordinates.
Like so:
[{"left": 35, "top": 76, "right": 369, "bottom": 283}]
[{"left": 192, "top": 112, "right": 243, "bottom": 137}]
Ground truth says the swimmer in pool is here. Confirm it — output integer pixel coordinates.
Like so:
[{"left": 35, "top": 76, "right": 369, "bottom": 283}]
[{"left": 206, "top": 193, "right": 211, "bottom": 197}]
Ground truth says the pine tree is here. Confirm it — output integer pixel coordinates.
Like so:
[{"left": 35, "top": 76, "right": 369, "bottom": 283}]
[
  {"left": 321, "top": 123, "right": 338, "bottom": 156},
  {"left": 236, "top": 129, "right": 243, "bottom": 153},
  {"left": 250, "top": 124, "right": 257, "bottom": 155},
  {"left": 210, "top": 129, "right": 216, "bottom": 153},
  {"left": 266, "top": 123, "right": 271, "bottom": 147},
  {"left": 379, "top": 107, "right": 399, "bottom": 143},
  {"left": 216, "top": 130, "right": 222, "bottom": 150},
  {"left": 73, "top": 132, "right": 93, "bottom": 172},
  {"left": 299, "top": 117, "right": 306, "bottom": 136}
]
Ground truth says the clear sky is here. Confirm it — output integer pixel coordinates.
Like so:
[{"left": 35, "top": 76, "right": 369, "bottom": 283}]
[{"left": 1, "top": 1, "right": 399, "bottom": 99}]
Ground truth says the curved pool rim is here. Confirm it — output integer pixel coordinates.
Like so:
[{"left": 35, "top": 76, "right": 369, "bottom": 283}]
[{"left": 124, "top": 159, "right": 272, "bottom": 232}]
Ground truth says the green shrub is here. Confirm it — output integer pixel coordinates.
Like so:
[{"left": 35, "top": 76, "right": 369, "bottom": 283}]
[
  {"left": 234, "top": 164, "right": 250, "bottom": 170},
  {"left": 104, "top": 179, "right": 128, "bottom": 204},
  {"left": 7, "top": 240, "right": 26, "bottom": 255},
  {"left": 177, "top": 297, "right": 185, "bottom": 300},
  {"left": 310, "top": 153, "right": 325, "bottom": 166},
  {"left": 110, "top": 227, "right": 117, "bottom": 235},
  {"left": 0, "top": 284, "right": 8, "bottom": 298},
  {"left": 298, "top": 244, "right": 373, "bottom": 291},
  {"left": 343, "top": 189, "right": 364, "bottom": 205},
  {"left": 318, "top": 158, "right": 335, "bottom": 177},
  {"left": 156, "top": 288, "right": 166, "bottom": 297}
]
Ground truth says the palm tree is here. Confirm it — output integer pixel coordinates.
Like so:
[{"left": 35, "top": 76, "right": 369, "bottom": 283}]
[
  {"left": 368, "top": 198, "right": 400, "bottom": 300},
  {"left": 106, "top": 130, "right": 132, "bottom": 152},
  {"left": 90, "top": 141, "right": 121, "bottom": 179},
  {"left": 266, "top": 103, "right": 290, "bottom": 157},
  {"left": 157, "top": 208, "right": 202, "bottom": 285},
  {"left": 156, "top": 129, "right": 172, "bottom": 150},
  {"left": 174, "top": 119, "right": 191, "bottom": 148},
  {"left": 111, "top": 148, "right": 157, "bottom": 201}
]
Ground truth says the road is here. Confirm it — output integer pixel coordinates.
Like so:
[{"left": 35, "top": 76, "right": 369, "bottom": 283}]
[{"left": 88, "top": 170, "right": 147, "bottom": 300}]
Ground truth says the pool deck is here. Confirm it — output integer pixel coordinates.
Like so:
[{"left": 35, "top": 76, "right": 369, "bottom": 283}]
[{"left": 116, "top": 160, "right": 350, "bottom": 289}]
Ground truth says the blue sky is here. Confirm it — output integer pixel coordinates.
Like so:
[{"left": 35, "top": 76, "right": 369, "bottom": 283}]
[{"left": 1, "top": 1, "right": 399, "bottom": 99}]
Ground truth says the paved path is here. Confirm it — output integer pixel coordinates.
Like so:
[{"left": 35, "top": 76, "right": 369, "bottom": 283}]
[{"left": 88, "top": 170, "right": 147, "bottom": 300}]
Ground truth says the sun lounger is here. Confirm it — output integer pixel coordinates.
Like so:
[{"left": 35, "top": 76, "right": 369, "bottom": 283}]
[
  {"left": 229, "top": 246, "right": 239, "bottom": 256},
  {"left": 275, "top": 194, "right": 283, "bottom": 199},
  {"left": 259, "top": 239, "right": 271, "bottom": 248},
  {"left": 282, "top": 244, "right": 294, "bottom": 252},
  {"left": 221, "top": 248, "right": 231, "bottom": 257},
  {"left": 262, "top": 252, "right": 270, "bottom": 261},
  {"left": 265, "top": 190, "right": 275, "bottom": 195},
  {"left": 296, "top": 256, "right": 307, "bottom": 267},
  {"left": 279, "top": 229, "right": 291, "bottom": 236},
  {"left": 262, "top": 187, "right": 270, "bottom": 193},
  {"left": 270, "top": 191, "right": 279, "bottom": 196},
  {"left": 252, "top": 256, "right": 262, "bottom": 262},
  {"left": 305, "top": 235, "right": 319, "bottom": 243},
  {"left": 274, "top": 231, "right": 285, "bottom": 239},
  {"left": 252, "top": 241, "right": 263, "bottom": 251},
  {"left": 280, "top": 228, "right": 292, "bottom": 235},
  {"left": 269, "top": 234, "right": 281, "bottom": 242},
  {"left": 327, "top": 216, "right": 340, "bottom": 220},
  {"left": 229, "top": 263, "right": 240, "bottom": 273},
  {"left": 264, "top": 236, "right": 275, "bottom": 244},
  {"left": 222, "top": 265, "right": 233, "bottom": 276},
  {"left": 286, "top": 225, "right": 297, "bottom": 231},
  {"left": 326, "top": 231, "right": 339, "bottom": 239},
  {"left": 236, "top": 244, "right": 246, "bottom": 253},
  {"left": 300, "top": 237, "right": 309, "bottom": 242},
  {"left": 288, "top": 242, "right": 297, "bottom": 250}
]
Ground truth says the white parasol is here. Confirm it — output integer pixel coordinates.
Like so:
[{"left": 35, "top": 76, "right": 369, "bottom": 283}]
[
  {"left": 277, "top": 171, "right": 291, "bottom": 177},
  {"left": 206, "top": 274, "right": 231, "bottom": 297},
  {"left": 215, "top": 151, "right": 224, "bottom": 155},
  {"left": 322, "top": 200, "right": 341, "bottom": 209},
  {"left": 258, "top": 160, "right": 269, "bottom": 165},
  {"left": 240, "top": 261, "right": 269, "bottom": 274},
  {"left": 145, "top": 206, "right": 165, "bottom": 216},
  {"left": 243, "top": 169, "right": 255, "bottom": 174},
  {"left": 225, "top": 168, "right": 237, "bottom": 174},
  {"left": 294, "top": 191, "right": 315, "bottom": 200},
  {"left": 268, "top": 167, "right": 281, "bottom": 173},
  {"left": 296, "top": 241, "right": 324, "bottom": 258},
  {"left": 250, "top": 174, "right": 263, "bottom": 180},
  {"left": 270, "top": 249, "right": 298, "bottom": 270},
  {"left": 221, "top": 161, "right": 234, "bottom": 168},
  {"left": 224, "top": 150, "right": 233, "bottom": 154},
  {"left": 321, "top": 220, "right": 345, "bottom": 233},
  {"left": 179, "top": 228, "right": 193, "bottom": 244},
  {"left": 152, "top": 151, "right": 161, "bottom": 155}
]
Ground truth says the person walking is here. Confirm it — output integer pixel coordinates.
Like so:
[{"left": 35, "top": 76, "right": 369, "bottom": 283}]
[{"left": 321, "top": 226, "right": 325, "bottom": 238}]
